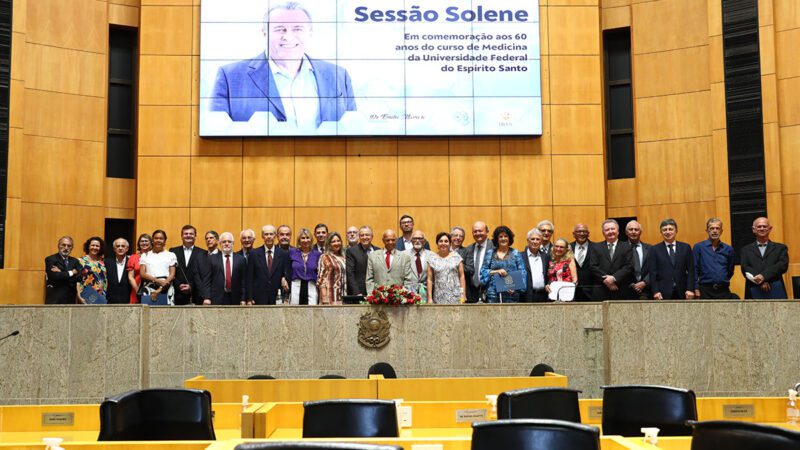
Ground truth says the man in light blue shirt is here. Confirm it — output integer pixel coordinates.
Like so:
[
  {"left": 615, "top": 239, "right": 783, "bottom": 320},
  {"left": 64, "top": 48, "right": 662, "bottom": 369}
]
[{"left": 210, "top": 2, "right": 356, "bottom": 127}]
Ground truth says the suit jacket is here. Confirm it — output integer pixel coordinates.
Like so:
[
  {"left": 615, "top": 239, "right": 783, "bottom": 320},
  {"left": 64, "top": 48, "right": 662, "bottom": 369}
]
[
  {"left": 44, "top": 253, "right": 80, "bottom": 304},
  {"left": 210, "top": 54, "right": 356, "bottom": 125},
  {"left": 104, "top": 256, "right": 131, "bottom": 304},
  {"left": 740, "top": 240, "right": 789, "bottom": 298},
  {"left": 405, "top": 249, "right": 432, "bottom": 294},
  {"left": 589, "top": 240, "right": 633, "bottom": 300},
  {"left": 396, "top": 238, "right": 430, "bottom": 252},
  {"left": 649, "top": 241, "right": 696, "bottom": 299},
  {"left": 208, "top": 252, "right": 247, "bottom": 305},
  {"left": 346, "top": 244, "right": 380, "bottom": 295},
  {"left": 246, "top": 245, "right": 291, "bottom": 305},
  {"left": 365, "top": 249, "right": 413, "bottom": 294},
  {"left": 622, "top": 242, "right": 652, "bottom": 299},
  {"left": 235, "top": 248, "right": 252, "bottom": 264},
  {"left": 520, "top": 248, "right": 550, "bottom": 303},
  {"left": 170, "top": 246, "right": 210, "bottom": 305},
  {"left": 463, "top": 240, "right": 494, "bottom": 302},
  {"left": 570, "top": 240, "right": 593, "bottom": 301}
]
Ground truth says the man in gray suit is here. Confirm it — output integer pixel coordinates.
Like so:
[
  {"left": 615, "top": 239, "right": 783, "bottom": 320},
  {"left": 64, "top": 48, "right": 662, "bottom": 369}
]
[
  {"left": 464, "top": 221, "right": 493, "bottom": 303},
  {"left": 623, "top": 220, "right": 651, "bottom": 300},
  {"left": 404, "top": 230, "right": 431, "bottom": 295},
  {"left": 366, "top": 229, "right": 414, "bottom": 293}
]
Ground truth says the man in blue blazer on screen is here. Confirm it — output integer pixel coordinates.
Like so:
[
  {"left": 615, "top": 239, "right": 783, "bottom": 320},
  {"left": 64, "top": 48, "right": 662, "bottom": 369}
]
[{"left": 210, "top": 1, "right": 356, "bottom": 128}]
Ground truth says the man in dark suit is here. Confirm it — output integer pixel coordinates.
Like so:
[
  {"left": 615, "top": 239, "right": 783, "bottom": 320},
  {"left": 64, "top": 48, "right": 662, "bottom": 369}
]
[
  {"left": 464, "top": 221, "right": 493, "bottom": 303},
  {"left": 169, "top": 225, "right": 210, "bottom": 305},
  {"left": 520, "top": 229, "right": 549, "bottom": 302},
  {"left": 570, "top": 223, "right": 593, "bottom": 301},
  {"left": 740, "top": 217, "right": 789, "bottom": 299},
  {"left": 649, "top": 219, "right": 696, "bottom": 300},
  {"left": 206, "top": 232, "right": 247, "bottom": 305},
  {"left": 105, "top": 238, "right": 132, "bottom": 304},
  {"left": 236, "top": 229, "right": 256, "bottom": 263},
  {"left": 44, "top": 236, "right": 81, "bottom": 304},
  {"left": 246, "top": 224, "right": 291, "bottom": 305},
  {"left": 396, "top": 214, "right": 430, "bottom": 251},
  {"left": 313, "top": 223, "right": 328, "bottom": 253},
  {"left": 346, "top": 226, "right": 380, "bottom": 296},
  {"left": 623, "top": 220, "right": 651, "bottom": 300},
  {"left": 589, "top": 219, "right": 633, "bottom": 300}
]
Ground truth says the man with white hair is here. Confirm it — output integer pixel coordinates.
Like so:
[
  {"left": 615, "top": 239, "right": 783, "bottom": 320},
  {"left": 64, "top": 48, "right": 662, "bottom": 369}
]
[
  {"left": 207, "top": 232, "right": 247, "bottom": 305},
  {"left": 105, "top": 238, "right": 132, "bottom": 304},
  {"left": 537, "top": 220, "right": 555, "bottom": 255},
  {"left": 236, "top": 229, "right": 256, "bottom": 262}
]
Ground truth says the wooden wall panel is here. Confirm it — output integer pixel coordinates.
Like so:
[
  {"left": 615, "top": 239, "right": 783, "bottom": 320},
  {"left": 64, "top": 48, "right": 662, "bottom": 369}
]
[
  {"left": 631, "top": 0, "right": 708, "bottom": 53},
  {"left": 26, "top": 0, "right": 107, "bottom": 52},
  {"left": 22, "top": 90, "right": 105, "bottom": 142},
  {"left": 346, "top": 207, "right": 397, "bottom": 240},
  {"left": 347, "top": 138, "right": 398, "bottom": 156},
  {"left": 552, "top": 155, "right": 605, "bottom": 205},
  {"left": 22, "top": 136, "right": 105, "bottom": 206},
  {"left": 549, "top": 56, "right": 602, "bottom": 104},
  {"left": 241, "top": 208, "right": 295, "bottom": 238},
  {"left": 635, "top": 91, "right": 712, "bottom": 142},
  {"left": 140, "top": 6, "right": 192, "bottom": 55},
  {"left": 501, "top": 206, "right": 554, "bottom": 248},
  {"left": 548, "top": 6, "right": 600, "bottom": 55},
  {"left": 191, "top": 208, "right": 243, "bottom": 244},
  {"left": 499, "top": 154, "right": 552, "bottom": 206},
  {"left": 638, "top": 202, "right": 717, "bottom": 247},
  {"left": 552, "top": 206, "right": 608, "bottom": 242},
  {"left": 293, "top": 156, "right": 346, "bottom": 207},
  {"left": 138, "top": 106, "right": 191, "bottom": 156},
  {"left": 190, "top": 156, "right": 243, "bottom": 207},
  {"left": 633, "top": 47, "right": 710, "bottom": 98},
  {"left": 637, "top": 137, "right": 715, "bottom": 205},
  {"left": 139, "top": 56, "right": 192, "bottom": 105},
  {"left": 294, "top": 208, "right": 346, "bottom": 240},
  {"left": 449, "top": 207, "right": 502, "bottom": 245},
  {"left": 137, "top": 157, "right": 191, "bottom": 207},
  {"left": 550, "top": 105, "right": 603, "bottom": 154},
  {"left": 24, "top": 44, "right": 106, "bottom": 97},
  {"left": 448, "top": 155, "right": 501, "bottom": 206},
  {"left": 777, "top": 77, "right": 800, "bottom": 126},
  {"left": 779, "top": 125, "right": 800, "bottom": 194},
  {"left": 242, "top": 154, "right": 296, "bottom": 207},
  {"left": 396, "top": 207, "right": 450, "bottom": 242},
  {"left": 136, "top": 208, "right": 191, "bottom": 240},
  {"left": 19, "top": 203, "right": 105, "bottom": 271},
  {"left": 397, "top": 156, "right": 450, "bottom": 206},
  {"left": 346, "top": 156, "right": 398, "bottom": 207}
]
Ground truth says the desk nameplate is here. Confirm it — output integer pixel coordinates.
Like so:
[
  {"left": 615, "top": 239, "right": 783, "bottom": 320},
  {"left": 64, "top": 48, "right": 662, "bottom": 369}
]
[
  {"left": 455, "top": 408, "right": 487, "bottom": 423},
  {"left": 41, "top": 412, "right": 74, "bottom": 426},
  {"left": 722, "top": 404, "right": 755, "bottom": 418},
  {"left": 588, "top": 406, "right": 603, "bottom": 420}
]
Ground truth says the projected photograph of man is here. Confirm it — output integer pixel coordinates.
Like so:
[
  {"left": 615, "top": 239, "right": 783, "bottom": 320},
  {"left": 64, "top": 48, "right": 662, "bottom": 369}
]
[{"left": 209, "top": 1, "right": 356, "bottom": 130}]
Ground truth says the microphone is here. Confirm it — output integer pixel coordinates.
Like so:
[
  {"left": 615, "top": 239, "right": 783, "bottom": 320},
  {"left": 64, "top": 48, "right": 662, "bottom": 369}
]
[{"left": 0, "top": 330, "right": 20, "bottom": 342}]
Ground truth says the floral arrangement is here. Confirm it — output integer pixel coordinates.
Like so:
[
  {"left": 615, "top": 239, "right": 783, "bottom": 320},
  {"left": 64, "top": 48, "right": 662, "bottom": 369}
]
[{"left": 365, "top": 284, "right": 421, "bottom": 306}]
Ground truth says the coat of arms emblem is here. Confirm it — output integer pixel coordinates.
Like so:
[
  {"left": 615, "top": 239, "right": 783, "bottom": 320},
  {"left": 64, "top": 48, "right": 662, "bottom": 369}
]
[{"left": 358, "top": 309, "right": 390, "bottom": 348}]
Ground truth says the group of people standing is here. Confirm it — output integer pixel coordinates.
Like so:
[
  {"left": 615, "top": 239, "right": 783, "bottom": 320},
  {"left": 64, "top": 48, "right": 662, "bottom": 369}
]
[{"left": 43, "top": 214, "right": 789, "bottom": 305}]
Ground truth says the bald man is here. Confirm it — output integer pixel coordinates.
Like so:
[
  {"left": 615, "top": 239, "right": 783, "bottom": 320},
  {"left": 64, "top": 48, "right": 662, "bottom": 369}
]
[
  {"left": 740, "top": 217, "right": 789, "bottom": 299},
  {"left": 464, "top": 221, "right": 493, "bottom": 303},
  {"left": 570, "top": 223, "right": 593, "bottom": 301},
  {"left": 365, "top": 229, "right": 414, "bottom": 294}
]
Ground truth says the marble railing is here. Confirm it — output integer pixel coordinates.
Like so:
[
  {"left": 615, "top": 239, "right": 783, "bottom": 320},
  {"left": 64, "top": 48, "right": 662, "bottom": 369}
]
[{"left": 0, "top": 301, "right": 796, "bottom": 404}]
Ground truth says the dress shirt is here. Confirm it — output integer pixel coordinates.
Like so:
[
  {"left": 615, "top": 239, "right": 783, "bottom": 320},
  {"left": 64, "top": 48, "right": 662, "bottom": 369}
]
[
  {"left": 758, "top": 241, "right": 768, "bottom": 257},
  {"left": 268, "top": 55, "right": 320, "bottom": 130},
  {"left": 526, "top": 249, "right": 545, "bottom": 290},
  {"left": 401, "top": 237, "right": 413, "bottom": 250},
  {"left": 474, "top": 242, "right": 488, "bottom": 272},
  {"left": 693, "top": 239, "right": 734, "bottom": 284},
  {"left": 183, "top": 246, "right": 194, "bottom": 264},
  {"left": 115, "top": 257, "right": 126, "bottom": 283},
  {"left": 411, "top": 250, "right": 427, "bottom": 276},
  {"left": 208, "top": 248, "right": 219, "bottom": 256},
  {"left": 574, "top": 242, "right": 588, "bottom": 265}
]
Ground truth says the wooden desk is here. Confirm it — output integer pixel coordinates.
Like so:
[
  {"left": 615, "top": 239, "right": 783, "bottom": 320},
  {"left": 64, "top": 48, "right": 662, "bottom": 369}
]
[
  {"left": 375, "top": 373, "right": 569, "bottom": 401},
  {"left": 0, "top": 402, "right": 256, "bottom": 443},
  {"left": 185, "top": 376, "right": 379, "bottom": 404}
]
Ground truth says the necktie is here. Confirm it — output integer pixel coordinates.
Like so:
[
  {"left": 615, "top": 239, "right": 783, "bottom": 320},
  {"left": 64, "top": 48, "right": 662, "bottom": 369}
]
[
  {"left": 632, "top": 244, "right": 641, "bottom": 279},
  {"left": 267, "top": 249, "right": 273, "bottom": 273},
  {"left": 668, "top": 244, "right": 676, "bottom": 265},
  {"left": 225, "top": 255, "right": 232, "bottom": 291},
  {"left": 385, "top": 250, "right": 391, "bottom": 270},
  {"left": 415, "top": 252, "right": 423, "bottom": 276},
  {"left": 608, "top": 243, "right": 615, "bottom": 260},
  {"left": 576, "top": 245, "right": 585, "bottom": 266},
  {"left": 476, "top": 244, "right": 483, "bottom": 270}
]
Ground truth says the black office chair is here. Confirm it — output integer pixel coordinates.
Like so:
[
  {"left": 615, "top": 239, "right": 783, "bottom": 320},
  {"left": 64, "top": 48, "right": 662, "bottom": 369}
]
[
  {"left": 248, "top": 374, "right": 276, "bottom": 379},
  {"left": 235, "top": 443, "right": 403, "bottom": 450},
  {"left": 601, "top": 384, "right": 697, "bottom": 436},
  {"left": 303, "top": 399, "right": 399, "bottom": 438},
  {"left": 320, "top": 374, "right": 346, "bottom": 379},
  {"left": 98, "top": 388, "right": 216, "bottom": 441},
  {"left": 367, "top": 362, "right": 398, "bottom": 379},
  {"left": 529, "top": 363, "right": 554, "bottom": 376},
  {"left": 497, "top": 387, "right": 582, "bottom": 422},
  {"left": 689, "top": 420, "right": 800, "bottom": 450},
  {"left": 471, "top": 419, "right": 600, "bottom": 450}
]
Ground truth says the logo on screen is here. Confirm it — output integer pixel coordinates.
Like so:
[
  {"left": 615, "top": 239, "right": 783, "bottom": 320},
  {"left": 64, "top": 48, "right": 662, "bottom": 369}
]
[{"left": 454, "top": 111, "right": 471, "bottom": 126}]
